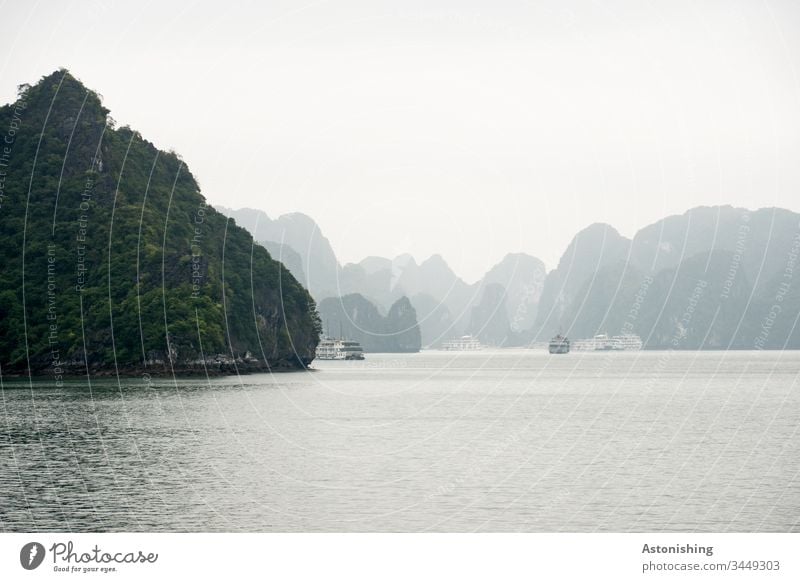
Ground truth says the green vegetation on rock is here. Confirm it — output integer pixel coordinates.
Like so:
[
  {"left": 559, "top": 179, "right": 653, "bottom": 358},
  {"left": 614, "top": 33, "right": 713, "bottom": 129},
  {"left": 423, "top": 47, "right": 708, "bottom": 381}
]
[{"left": 0, "top": 70, "right": 320, "bottom": 376}]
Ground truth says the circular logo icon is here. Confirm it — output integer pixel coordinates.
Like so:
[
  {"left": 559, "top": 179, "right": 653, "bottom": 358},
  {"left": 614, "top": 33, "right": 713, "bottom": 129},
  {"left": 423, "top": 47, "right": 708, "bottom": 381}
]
[{"left": 20, "top": 542, "right": 46, "bottom": 570}]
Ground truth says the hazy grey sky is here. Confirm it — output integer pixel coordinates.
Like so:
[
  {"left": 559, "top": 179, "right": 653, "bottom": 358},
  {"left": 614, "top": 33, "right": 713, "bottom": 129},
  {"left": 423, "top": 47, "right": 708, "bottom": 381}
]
[{"left": 2, "top": 0, "right": 799, "bottom": 282}]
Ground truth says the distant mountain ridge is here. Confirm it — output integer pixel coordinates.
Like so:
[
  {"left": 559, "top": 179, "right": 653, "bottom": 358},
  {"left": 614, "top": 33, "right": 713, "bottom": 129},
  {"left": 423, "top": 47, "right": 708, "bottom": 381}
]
[
  {"left": 533, "top": 206, "right": 800, "bottom": 349},
  {"left": 218, "top": 206, "right": 548, "bottom": 347},
  {"left": 217, "top": 204, "right": 800, "bottom": 350}
]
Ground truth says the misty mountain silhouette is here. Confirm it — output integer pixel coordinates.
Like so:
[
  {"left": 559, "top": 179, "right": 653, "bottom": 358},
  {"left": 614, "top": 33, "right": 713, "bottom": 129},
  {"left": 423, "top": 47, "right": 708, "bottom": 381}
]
[{"left": 225, "top": 203, "right": 800, "bottom": 350}]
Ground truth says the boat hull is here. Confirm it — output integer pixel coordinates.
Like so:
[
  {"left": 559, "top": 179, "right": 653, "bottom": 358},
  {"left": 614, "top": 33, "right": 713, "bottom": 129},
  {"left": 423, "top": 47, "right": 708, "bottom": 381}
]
[{"left": 548, "top": 335, "right": 571, "bottom": 354}]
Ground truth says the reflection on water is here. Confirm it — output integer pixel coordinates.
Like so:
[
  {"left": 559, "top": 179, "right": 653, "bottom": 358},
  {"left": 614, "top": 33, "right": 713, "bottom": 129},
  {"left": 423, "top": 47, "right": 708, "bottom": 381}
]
[{"left": 1, "top": 350, "right": 798, "bottom": 532}]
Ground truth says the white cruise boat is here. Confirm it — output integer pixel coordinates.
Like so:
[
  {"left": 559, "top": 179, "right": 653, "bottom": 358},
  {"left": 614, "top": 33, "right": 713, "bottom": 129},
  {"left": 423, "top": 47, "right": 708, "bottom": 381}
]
[
  {"left": 442, "top": 335, "right": 483, "bottom": 351},
  {"left": 611, "top": 334, "right": 643, "bottom": 351},
  {"left": 592, "top": 333, "right": 615, "bottom": 351},
  {"left": 572, "top": 333, "right": 643, "bottom": 351},
  {"left": 315, "top": 338, "right": 365, "bottom": 360}
]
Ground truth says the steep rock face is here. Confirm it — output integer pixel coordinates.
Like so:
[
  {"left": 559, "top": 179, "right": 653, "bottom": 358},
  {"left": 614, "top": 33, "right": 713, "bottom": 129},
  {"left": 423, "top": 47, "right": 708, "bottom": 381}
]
[
  {"left": 630, "top": 206, "right": 800, "bottom": 296},
  {"left": 479, "top": 253, "right": 546, "bottom": 333},
  {"left": 467, "top": 283, "right": 511, "bottom": 346},
  {"left": 636, "top": 250, "right": 753, "bottom": 349},
  {"left": 318, "top": 294, "right": 421, "bottom": 352},
  {"left": 385, "top": 296, "right": 422, "bottom": 353},
  {"left": 747, "top": 264, "right": 800, "bottom": 349},
  {"left": 0, "top": 70, "right": 320, "bottom": 375},
  {"left": 534, "top": 223, "right": 631, "bottom": 339}
]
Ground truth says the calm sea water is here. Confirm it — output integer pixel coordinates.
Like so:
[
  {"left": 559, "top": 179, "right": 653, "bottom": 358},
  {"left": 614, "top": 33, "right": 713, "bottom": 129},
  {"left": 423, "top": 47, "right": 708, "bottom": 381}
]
[{"left": 1, "top": 350, "right": 798, "bottom": 532}]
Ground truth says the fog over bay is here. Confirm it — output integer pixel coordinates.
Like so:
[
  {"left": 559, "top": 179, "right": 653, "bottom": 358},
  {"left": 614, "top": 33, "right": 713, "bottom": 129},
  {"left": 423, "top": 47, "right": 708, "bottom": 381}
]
[{"left": 2, "top": 0, "right": 799, "bottom": 281}]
